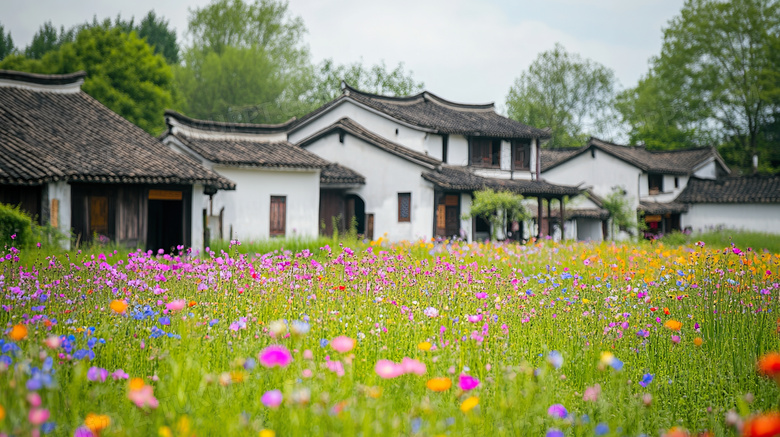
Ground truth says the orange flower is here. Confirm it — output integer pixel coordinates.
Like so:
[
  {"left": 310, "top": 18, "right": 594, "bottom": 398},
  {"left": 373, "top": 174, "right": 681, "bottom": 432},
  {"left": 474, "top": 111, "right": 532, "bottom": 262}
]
[
  {"left": 664, "top": 320, "right": 682, "bottom": 331},
  {"left": 663, "top": 307, "right": 670, "bottom": 315},
  {"left": 8, "top": 324, "right": 27, "bottom": 341},
  {"left": 128, "top": 378, "right": 145, "bottom": 391},
  {"left": 743, "top": 413, "right": 780, "bottom": 437},
  {"left": 693, "top": 337, "right": 703, "bottom": 347},
  {"left": 110, "top": 300, "right": 128, "bottom": 314},
  {"left": 85, "top": 413, "right": 111, "bottom": 435},
  {"left": 663, "top": 427, "right": 690, "bottom": 437},
  {"left": 758, "top": 353, "right": 780, "bottom": 379},
  {"left": 426, "top": 377, "right": 452, "bottom": 392},
  {"left": 188, "top": 301, "right": 197, "bottom": 307}
]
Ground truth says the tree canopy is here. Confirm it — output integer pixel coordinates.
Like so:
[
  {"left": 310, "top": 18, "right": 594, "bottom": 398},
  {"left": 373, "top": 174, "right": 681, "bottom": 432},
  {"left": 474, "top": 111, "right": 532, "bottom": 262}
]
[
  {"left": 506, "top": 43, "right": 619, "bottom": 148},
  {"left": 0, "top": 26, "right": 174, "bottom": 134},
  {"left": 467, "top": 189, "right": 527, "bottom": 241},
  {"left": 0, "top": 24, "right": 14, "bottom": 60},
  {"left": 617, "top": 0, "right": 780, "bottom": 173},
  {"left": 308, "top": 59, "right": 424, "bottom": 105}
]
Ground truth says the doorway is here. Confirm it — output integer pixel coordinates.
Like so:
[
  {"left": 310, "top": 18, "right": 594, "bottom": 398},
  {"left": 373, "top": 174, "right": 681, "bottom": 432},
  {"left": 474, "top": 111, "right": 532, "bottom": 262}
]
[{"left": 147, "top": 189, "right": 184, "bottom": 252}]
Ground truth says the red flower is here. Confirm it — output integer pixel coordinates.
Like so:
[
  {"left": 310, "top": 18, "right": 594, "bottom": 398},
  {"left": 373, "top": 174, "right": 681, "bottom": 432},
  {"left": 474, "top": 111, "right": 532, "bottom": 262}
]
[{"left": 743, "top": 413, "right": 780, "bottom": 437}]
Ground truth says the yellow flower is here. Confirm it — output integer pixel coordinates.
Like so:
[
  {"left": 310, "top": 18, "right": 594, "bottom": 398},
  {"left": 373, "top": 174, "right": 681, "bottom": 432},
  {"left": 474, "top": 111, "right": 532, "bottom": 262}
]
[
  {"left": 664, "top": 320, "right": 682, "bottom": 331},
  {"left": 417, "top": 342, "right": 432, "bottom": 351},
  {"left": 158, "top": 426, "right": 172, "bottom": 437},
  {"left": 9, "top": 324, "right": 27, "bottom": 341},
  {"left": 176, "top": 416, "right": 191, "bottom": 435},
  {"left": 85, "top": 413, "right": 111, "bottom": 434},
  {"left": 110, "top": 300, "right": 128, "bottom": 314},
  {"left": 460, "top": 396, "right": 479, "bottom": 412},
  {"left": 426, "top": 377, "right": 452, "bottom": 392},
  {"left": 259, "top": 429, "right": 276, "bottom": 437},
  {"left": 599, "top": 352, "right": 615, "bottom": 366}
]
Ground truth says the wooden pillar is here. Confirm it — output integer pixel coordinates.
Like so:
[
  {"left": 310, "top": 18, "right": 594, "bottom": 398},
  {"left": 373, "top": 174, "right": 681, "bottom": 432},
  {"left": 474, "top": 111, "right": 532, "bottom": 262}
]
[
  {"left": 537, "top": 197, "right": 543, "bottom": 239},
  {"left": 560, "top": 197, "right": 565, "bottom": 241},
  {"left": 546, "top": 198, "right": 552, "bottom": 237}
]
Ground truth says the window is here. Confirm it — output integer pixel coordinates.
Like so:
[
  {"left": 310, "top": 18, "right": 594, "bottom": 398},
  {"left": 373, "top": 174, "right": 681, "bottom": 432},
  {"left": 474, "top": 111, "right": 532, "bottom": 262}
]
[
  {"left": 513, "top": 140, "right": 531, "bottom": 170},
  {"left": 674, "top": 177, "right": 679, "bottom": 188},
  {"left": 89, "top": 196, "right": 109, "bottom": 236},
  {"left": 442, "top": 135, "right": 448, "bottom": 163},
  {"left": 470, "top": 138, "right": 501, "bottom": 168},
  {"left": 270, "top": 196, "right": 286, "bottom": 236},
  {"left": 398, "top": 193, "right": 411, "bottom": 222},
  {"left": 648, "top": 174, "right": 663, "bottom": 195}
]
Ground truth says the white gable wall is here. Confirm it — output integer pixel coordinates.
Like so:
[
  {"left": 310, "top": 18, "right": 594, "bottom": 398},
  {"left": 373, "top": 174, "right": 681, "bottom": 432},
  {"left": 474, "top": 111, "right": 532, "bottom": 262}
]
[
  {"left": 303, "top": 132, "right": 436, "bottom": 241},
  {"left": 682, "top": 203, "right": 780, "bottom": 234},
  {"left": 543, "top": 150, "right": 642, "bottom": 210},
  {"left": 448, "top": 135, "right": 469, "bottom": 166},
  {"left": 638, "top": 173, "right": 689, "bottom": 203},
  {"left": 693, "top": 160, "right": 718, "bottom": 179},
  {"left": 289, "top": 100, "right": 440, "bottom": 156}
]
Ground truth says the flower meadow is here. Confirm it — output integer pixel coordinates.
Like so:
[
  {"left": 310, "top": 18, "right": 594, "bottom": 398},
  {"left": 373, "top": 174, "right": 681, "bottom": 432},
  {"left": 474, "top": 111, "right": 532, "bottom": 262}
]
[{"left": 1, "top": 239, "right": 780, "bottom": 436}]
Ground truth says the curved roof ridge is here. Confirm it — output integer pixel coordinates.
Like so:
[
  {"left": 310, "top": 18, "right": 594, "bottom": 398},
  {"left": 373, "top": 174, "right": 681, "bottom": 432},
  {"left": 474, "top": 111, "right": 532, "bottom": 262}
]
[
  {"left": 0, "top": 70, "right": 87, "bottom": 86},
  {"left": 341, "top": 81, "right": 494, "bottom": 111},
  {"left": 164, "top": 109, "right": 297, "bottom": 134},
  {"left": 421, "top": 91, "right": 494, "bottom": 111}
]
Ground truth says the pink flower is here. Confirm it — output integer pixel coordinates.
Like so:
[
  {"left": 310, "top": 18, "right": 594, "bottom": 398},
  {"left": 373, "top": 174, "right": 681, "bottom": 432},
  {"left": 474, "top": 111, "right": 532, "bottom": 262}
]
[
  {"left": 165, "top": 299, "right": 186, "bottom": 312},
  {"left": 259, "top": 345, "right": 293, "bottom": 368},
  {"left": 467, "top": 314, "right": 483, "bottom": 323},
  {"left": 28, "top": 408, "right": 49, "bottom": 426},
  {"left": 671, "top": 335, "right": 681, "bottom": 344},
  {"left": 302, "top": 369, "right": 313, "bottom": 378},
  {"left": 326, "top": 360, "right": 345, "bottom": 377},
  {"left": 583, "top": 383, "right": 601, "bottom": 402},
  {"left": 44, "top": 335, "right": 61, "bottom": 349},
  {"left": 111, "top": 369, "right": 129, "bottom": 380},
  {"left": 303, "top": 349, "right": 314, "bottom": 360},
  {"left": 458, "top": 374, "right": 480, "bottom": 390},
  {"left": 330, "top": 336, "right": 356, "bottom": 353},
  {"left": 375, "top": 359, "right": 403, "bottom": 379},
  {"left": 27, "top": 392, "right": 41, "bottom": 407},
  {"left": 128, "top": 385, "right": 159, "bottom": 409},
  {"left": 87, "top": 366, "right": 108, "bottom": 382},
  {"left": 261, "top": 389, "right": 283, "bottom": 408},
  {"left": 401, "top": 357, "right": 426, "bottom": 376}
]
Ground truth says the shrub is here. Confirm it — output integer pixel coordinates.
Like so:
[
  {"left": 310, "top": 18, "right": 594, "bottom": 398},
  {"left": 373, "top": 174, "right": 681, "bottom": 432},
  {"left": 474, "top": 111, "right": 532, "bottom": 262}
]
[{"left": 0, "top": 203, "right": 33, "bottom": 248}]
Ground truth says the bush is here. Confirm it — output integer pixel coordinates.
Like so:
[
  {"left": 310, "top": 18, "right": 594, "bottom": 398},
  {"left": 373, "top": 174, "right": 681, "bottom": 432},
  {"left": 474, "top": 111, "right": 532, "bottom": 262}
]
[{"left": 0, "top": 203, "right": 33, "bottom": 248}]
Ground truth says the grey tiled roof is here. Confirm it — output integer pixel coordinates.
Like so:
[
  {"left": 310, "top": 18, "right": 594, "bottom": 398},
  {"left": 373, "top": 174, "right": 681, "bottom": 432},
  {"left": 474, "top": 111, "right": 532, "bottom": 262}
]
[
  {"left": 541, "top": 138, "right": 727, "bottom": 175},
  {"left": 676, "top": 176, "right": 780, "bottom": 203},
  {"left": 296, "top": 117, "right": 441, "bottom": 168},
  {"left": 320, "top": 163, "right": 365, "bottom": 186},
  {"left": 293, "top": 83, "right": 551, "bottom": 139},
  {"left": 164, "top": 110, "right": 295, "bottom": 134},
  {"left": 638, "top": 201, "right": 689, "bottom": 214},
  {"left": 422, "top": 166, "right": 581, "bottom": 197},
  {"left": 170, "top": 133, "right": 330, "bottom": 169},
  {"left": 0, "top": 70, "right": 234, "bottom": 189}
]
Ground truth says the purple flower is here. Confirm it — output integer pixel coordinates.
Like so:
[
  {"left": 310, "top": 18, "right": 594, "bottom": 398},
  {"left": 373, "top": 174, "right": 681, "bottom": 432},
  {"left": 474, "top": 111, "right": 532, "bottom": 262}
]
[
  {"left": 547, "top": 403, "right": 568, "bottom": 419},
  {"left": 87, "top": 366, "right": 108, "bottom": 382},
  {"left": 261, "top": 389, "right": 283, "bottom": 408},
  {"left": 546, "top": 429, "right": 564, "bottom": 437},
  {"left": 458, "top": 374, "right": 480, "bottom": 390},
  {"left": 158, "top": 316, "right": 171, "bottom": 326},
  {"left": 639, "top": 373, "right": 654, "bottom": 387}
]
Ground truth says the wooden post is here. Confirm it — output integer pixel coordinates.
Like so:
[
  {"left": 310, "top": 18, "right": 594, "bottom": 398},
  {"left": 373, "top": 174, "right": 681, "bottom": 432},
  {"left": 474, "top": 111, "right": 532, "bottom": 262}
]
[
  {"left": 537, "top": 197, "right": 543, "bottom": 239},
  {"left": 560, "top": 197, "right": 565, "bottom": 241},
  {"left": 546, "top": 199, "right": 552, "bottom": 237}
]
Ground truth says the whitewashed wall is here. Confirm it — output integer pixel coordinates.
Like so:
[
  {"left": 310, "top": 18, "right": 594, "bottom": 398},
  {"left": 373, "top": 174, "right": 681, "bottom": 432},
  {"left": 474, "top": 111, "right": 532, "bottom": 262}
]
[
  {"left": 693, "top": 160, "right": 718, "bottom": 179},
  {"left": 448, "top": 135, "right": 469, "bottom": 166},
  {"left": 682, "top": 203, "right": 780, "bottom": 234},
  {"left": 190, "top": 184, "right": 204, "bottom": 253},
  {"left": 576, "top": 219, "right": 603, "bottom": 241},
  {"left": 460, "top": 193, "right": 473, "bottom": 242},
  {"left": 206, "top": 168, "right": 320, "bottom": 241},
  {"left": 543, "top": 150, "right": 641, "bottom": 210},
  {"left": 637, "top": 173, "right": 689, "bottom": 202},
  {"left": 303, "top": 132, "right": 436, "bottom": 241},
  {"left": 47, "top": 181, "right": 71, "bottom": 249}
]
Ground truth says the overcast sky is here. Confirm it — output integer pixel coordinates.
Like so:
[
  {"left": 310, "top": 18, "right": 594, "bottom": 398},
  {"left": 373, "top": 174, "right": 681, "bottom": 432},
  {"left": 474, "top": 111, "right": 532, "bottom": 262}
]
[{"left": 1, "top": 0, "right": 684, "bottom": 109}]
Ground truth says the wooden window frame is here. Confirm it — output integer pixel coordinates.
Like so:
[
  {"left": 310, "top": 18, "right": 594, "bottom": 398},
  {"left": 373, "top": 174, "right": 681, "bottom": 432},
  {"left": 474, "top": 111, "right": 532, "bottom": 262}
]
[
  {"left": 648, "top": 174, "right": 664, "bottom": 195},
  {"left": 398, "top": 193, "right": 411, "bottom": 222},
  {"left": 469, "top": 138, "right": 502, "bottom": 168},
  {"left": 270, "top": 196, "right": 286, "bottom": 237},
  {"left": 512, "top": 140, "right": 531, "bottom": 171}
]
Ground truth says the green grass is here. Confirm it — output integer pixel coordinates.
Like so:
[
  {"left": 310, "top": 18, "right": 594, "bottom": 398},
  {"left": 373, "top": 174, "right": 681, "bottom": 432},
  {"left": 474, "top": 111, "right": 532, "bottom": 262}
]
[{"left": 659, "top": 230, "right": 780, "bottom": 253}]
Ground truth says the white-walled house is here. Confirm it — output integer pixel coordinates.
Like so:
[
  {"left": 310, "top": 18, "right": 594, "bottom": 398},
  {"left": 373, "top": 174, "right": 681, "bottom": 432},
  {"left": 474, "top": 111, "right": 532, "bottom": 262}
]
[
  {"left": 288, "top": 83, "right": 581, "bottom": 242},
  {"left": 541, "top": 138, "right": 730, "bottom": 239},
  {"left": 0, "top": 70, "right": 234, "bottom": 251},
  {"left": 677, "top": 176, "right": 780, "bottom": 234},
  {"left": 161, "top": 111, "right": 364, "bottom": 242}
]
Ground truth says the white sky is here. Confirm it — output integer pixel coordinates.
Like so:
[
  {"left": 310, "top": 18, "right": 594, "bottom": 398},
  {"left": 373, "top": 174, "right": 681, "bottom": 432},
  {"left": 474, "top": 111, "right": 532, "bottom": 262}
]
[{"left": 1, "top": 0, "right": 683, "bottom": 109}]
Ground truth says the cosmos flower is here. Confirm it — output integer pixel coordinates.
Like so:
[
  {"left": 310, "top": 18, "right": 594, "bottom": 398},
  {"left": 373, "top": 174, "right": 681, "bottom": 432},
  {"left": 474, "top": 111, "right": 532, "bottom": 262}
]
[
  {"left": 330, "top": 336, "right": 356, "bottom": 353},
  {"left": 423, "top": 307, "right": 439, "bottom": 318},
  {"left": 583, "top": 384, "right": 601, "bottom": 402},
  {"left": 401, "top": 357, "right": 426, "bottom": 376},
  {"left": 458, "top": 374, "right": 480, "bottom": 391},
  {"left": 128, "top": 384, "right": 159, "bottom": 410},
  {"left": 87, "top": 367, "right": 109, "bottom": 382},
  {"left": 28, "top": 408, "right": 49, "bottom": 426},
  {"left": 261, "top": 389, "right": 283, "bottom": 408},
  {"left": 375, "top": 360, "right": 403, "bottom": 379},
  {"left": 547, "top": 404, "right": 568, "bottom": 419},
  {"left": 165, "top": 300, "right": 186, "bottom": 312},
  {"left": 256, "top": 345, "right": 291, "bottom": 368}
]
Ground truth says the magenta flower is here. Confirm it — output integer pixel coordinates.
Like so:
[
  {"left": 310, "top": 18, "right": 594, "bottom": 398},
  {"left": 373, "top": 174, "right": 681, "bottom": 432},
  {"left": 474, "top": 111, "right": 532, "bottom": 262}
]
[
  {"left": 467, "top": 314, "right": 483, "bottom": 323},
  {"left": 375, "top": 359, "right": 403, "bottom": 379},
  {"left": 330, "top": 336, "right": 355, "bottom": 353},
  {"left": 28, "top": 408, "right": 49, "bottom": 425},
  {"left": 74, "top": 426, "right": 96, "bottom": 437},
  {"left": 128, "top": 385, "right": 159, "bottom": 409},
  {"left": 111, "top": 369, "right": 129, "bottom": 380},
  {"left": 261, "top": 389, "right": 283, "bottom": 408},
  {"left": 583, "top": 384, "right": 601, "bottom": 402},
  {"left": 326, "top": 359, "right": 345, "bottom": 377},
  {"left": 547, "top": 404, "right": 568, "bottom": 419},
  {"left": 259, "top": 345, "right": 293, "bottom": 368},
  {"left": 458, "top": 374, "right": 480, "bottom": 390},
  {"left": 165, "top": 299, "right": 186, "bottom": 312},
  {"left": 671, "top": 335, "right": 681, "bottom": 344}
]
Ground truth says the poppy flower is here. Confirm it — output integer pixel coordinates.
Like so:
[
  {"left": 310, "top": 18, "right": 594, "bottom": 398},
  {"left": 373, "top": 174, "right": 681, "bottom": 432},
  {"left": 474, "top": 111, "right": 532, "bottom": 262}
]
[
  {"left": 743, "top": 413, "right": 780, "bottom": 437},
  {"left": 758, "top": 353, "right": 780, "bottom": 379},
  {"left": 109, "top": 300, "right": 127, "bottom": 314},
  {"left": 663, "top": 427, "right": 690, "bottom": 437},
  {"left": 401, "top": 357, "right": 426, "bottom": 376},
  {"left": 84, "top": 413, "right": 111, "bottom": 435},
  {"left": 259, "top": 345, "right": 293, "bottom": 368},
  {"left": 426, "top": 377, "right": 452, "bottom": 392},
  {"left": 9, "top": 324, "right": 27, "bottom": 341},
  {"left": 664, "top": 320, "right": 682, "bottom": 331},
  {"left": 165, "top": 300, "right": 186, "bottom": 312}
]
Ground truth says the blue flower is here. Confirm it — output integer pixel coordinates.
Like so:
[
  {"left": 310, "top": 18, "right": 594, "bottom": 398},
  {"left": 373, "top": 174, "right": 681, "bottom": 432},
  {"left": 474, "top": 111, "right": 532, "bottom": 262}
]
[
  {"left": 159, "top": 316, "right": 171, "bottom": 326},
  {"left": 639, "top": 373, "right": 654, "bottom": 387},
  {"left": 595, "top": 423, "right": 609, "bottom": 435}
]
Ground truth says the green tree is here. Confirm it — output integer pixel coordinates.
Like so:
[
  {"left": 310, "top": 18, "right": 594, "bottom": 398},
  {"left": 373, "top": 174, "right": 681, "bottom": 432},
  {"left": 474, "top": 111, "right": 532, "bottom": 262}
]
[
  {"left": 1, "top": 26, "right": 174, "bottom": 134},
  {"left": 602, "top": 187, "right": 638, "bottom": 240},
  {"left": 176, "top": 0, "right": 313, "bottom": 122},
  {"left": 618, "top": 0, "right": 780, "bottom": 173},
  {"left": 308, "top": 59, "right": 424, "bottom": 105},
  {"left": 25, "top": 22, "right": 62, "bottom": 59},
  {"left": 466, "top": 189, "right": 528, "bottom": 241},
  {"left": 0, "top": 24, "right": 14, "bottom": 60},
  {"left": 137, "top": 11, "right": 179, "bottom": 64},
  {"left": 506, "top": 43, "right": 619, "bottom": 148}
]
